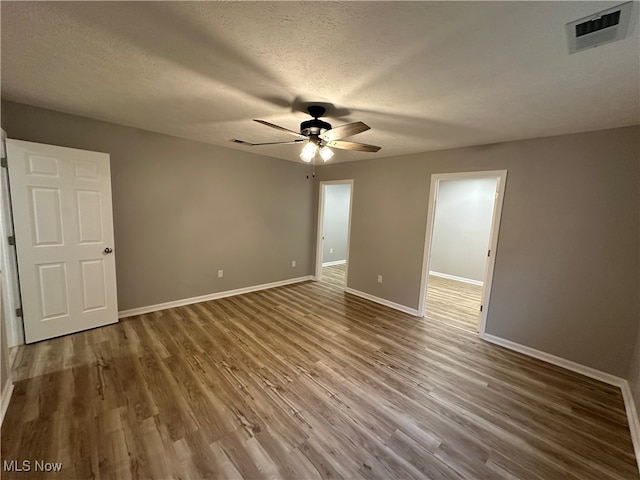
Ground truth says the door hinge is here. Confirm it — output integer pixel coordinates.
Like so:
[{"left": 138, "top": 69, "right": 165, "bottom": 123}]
[
  {"left": 8, "top": 235, "right": 15, "bottom": 246},
  {"left": 487, "top": 249, "right": 491, "bottom": 257},
  {"left": 480, "top": 305, "right": 483, "bottom": 312},
  {"left": 1, "top": 157, "right": 7, "bottom": 168},
  {"left": 16, "top": 307, "right": 23, "bottom": 317}
]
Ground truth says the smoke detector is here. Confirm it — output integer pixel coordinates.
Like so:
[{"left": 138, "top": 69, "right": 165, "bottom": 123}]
[{"left": 565, "top": 2, "right": 635, "bottom": 54}]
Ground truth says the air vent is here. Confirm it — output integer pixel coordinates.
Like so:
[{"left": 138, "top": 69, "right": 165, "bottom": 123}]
[
  {"left": 575, "top": 11, "right": 621, "bottom": 37},
  {"left": 565, "top": 2, "right": 635, "bottom": 54}
]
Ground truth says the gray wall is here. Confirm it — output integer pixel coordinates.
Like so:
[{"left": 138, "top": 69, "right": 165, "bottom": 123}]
[
  {"left": 1, "top": 101, "right": 316, "bottom": 311},
  {"left": 430, "top": 177, "right": 497, "bottom": 282},
  {"left": 630, "top": 150, "right": 640, "bottom": 420},
  {"left": 317, "top": 126, "right": 640, "bottom": 378},
  {"left": 322, "top": 184, "right": 351, "bottom": 264}
]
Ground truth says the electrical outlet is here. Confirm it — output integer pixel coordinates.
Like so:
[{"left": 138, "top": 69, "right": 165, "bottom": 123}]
[
  {"left": 330, "top": 248, "right": 334, "bottom": 253},
  {"left": 377, "top": 275, "right": 383, "bottom": 283},
  {"left": 292, "top": 260, "right": 296, "bottom": 267},
  {"left": 218, "top": 270, "right": 224, "bottom": 278}
]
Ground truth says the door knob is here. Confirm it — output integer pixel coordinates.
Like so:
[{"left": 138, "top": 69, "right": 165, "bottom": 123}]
[{"left": 104, "top": 247, "right": 113, "bottom": 254}]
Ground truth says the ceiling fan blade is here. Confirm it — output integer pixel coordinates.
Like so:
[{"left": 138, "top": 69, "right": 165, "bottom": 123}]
[
  {"left": 319, "top": 121, "right": 370, "bottom": 141},
  {"left": 253, "top": 119, "right": 306, "bottom": 138},
  {"left": 325, "top": 140, "right": 381, "bottom": 152},
  {"left": 232, "top": 139, "right": 305, "bottom": 146}
]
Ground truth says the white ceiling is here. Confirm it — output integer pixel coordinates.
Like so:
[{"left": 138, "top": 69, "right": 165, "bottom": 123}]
[{"left": 2, "top": 1, "right": 639, "bottom": 163}]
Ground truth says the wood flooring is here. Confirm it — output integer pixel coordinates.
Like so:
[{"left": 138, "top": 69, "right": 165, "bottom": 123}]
[
  {"left": 2, "top": 280, "right": 638, "bottom": 480},
  {"left": 425, "top": 275, "right": 483, "bottom": 333},
  {"left": 320, "top": 263, "right": 346, "bottom": 288}
]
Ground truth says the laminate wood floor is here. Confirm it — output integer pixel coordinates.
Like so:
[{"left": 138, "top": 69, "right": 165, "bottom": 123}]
[
  {"left": 2, "top": 281, "right": 637, "bottom": 480},
  {"left": 321, "top": 264, "right": 346, "bottom": 288},
  {"left": 425, "top": 275, "right": 483, "bottom": 333}
]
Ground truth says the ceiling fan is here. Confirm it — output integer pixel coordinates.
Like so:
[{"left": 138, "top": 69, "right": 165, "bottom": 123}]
[{"left": 233, "top": 105, "right": 381, "bottom": 162}]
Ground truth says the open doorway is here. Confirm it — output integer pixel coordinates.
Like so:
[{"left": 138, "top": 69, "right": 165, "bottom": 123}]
[
  {"left": 315, "top": 180, "right": 353, "bottom": 289},
  {"left": 418, "top": 171, "right": 507, "bottom": 335}
]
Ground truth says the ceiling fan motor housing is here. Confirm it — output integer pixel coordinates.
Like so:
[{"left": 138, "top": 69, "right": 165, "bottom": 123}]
[{"left": 300, "top": 118, "right": 332, "bottom": 138}]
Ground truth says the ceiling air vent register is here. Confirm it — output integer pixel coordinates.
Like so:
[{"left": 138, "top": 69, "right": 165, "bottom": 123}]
[
  {"left": 575, "top": 10, "right": 621, "bottom": 37},
  {"left": 565, "top": 2, "right": 635, "bottom": 54}
]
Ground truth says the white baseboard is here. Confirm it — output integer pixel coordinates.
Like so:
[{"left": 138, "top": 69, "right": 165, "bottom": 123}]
[
  {"left": 481, "top": 333, "right": 625, "bottom": 386},
  {"left": 344, "top": 287, "right": 419, "bottom": 316},
  {"left": 1, "top": 379, "right": 14, "bottom": 427},
  {"left": 429, "top": 271, "right": 483, "bottom": 286},
  {"left": 482, "top": 332, "right": 640, "bottom": 474},
  {"left": 322, "top": 260, "right": 347, "bottom": 267},
  {"left": 621, "top": 382, "right": 640, "bottom": 474},
  {"left": 118, "top": 276, "right": 313, "bottom": 318}
]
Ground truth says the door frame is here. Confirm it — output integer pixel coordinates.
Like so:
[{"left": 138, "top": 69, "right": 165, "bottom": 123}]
[
  {"left": 0, "top": 129, "right": 25, "bottom": 347},
  {"left": 315, "top": 179, "right": 354, "bottom": 288},
  {"left": 417, "top": 170, "right": 507, "bottom": 336}
]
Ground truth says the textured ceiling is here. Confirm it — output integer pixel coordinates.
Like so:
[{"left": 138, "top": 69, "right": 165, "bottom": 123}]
[{"left": 1, "top": 1, "right": 639, "bottom": 163}]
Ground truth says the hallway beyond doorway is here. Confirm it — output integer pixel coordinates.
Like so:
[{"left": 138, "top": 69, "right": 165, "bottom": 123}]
[
  {"left": 425, "top": 275, "right": 482, "bottom": 332},
  {"left": 321, "top": 263, "right": 346, "bottom": 288}
]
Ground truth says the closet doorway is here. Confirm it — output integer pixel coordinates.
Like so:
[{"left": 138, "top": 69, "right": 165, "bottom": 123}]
[
  {"left": 315, "top": 180, "right": 353, "bottom": 289},
  {"left": 418, "top": 171, "right": 507, "bottom": 335}
]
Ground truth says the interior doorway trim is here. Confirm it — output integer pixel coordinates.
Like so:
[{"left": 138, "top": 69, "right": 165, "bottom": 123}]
[
  {"left": 0, "top": 129, "right": 25, "bottom": 347},
  {"left": 418, "top": 170, "right": 508, "bottom": 336},
  {"left": 315, "top": 179, "right": 354, "bottom": 288}
]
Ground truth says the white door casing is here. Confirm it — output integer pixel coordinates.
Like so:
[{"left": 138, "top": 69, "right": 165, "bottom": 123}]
[
  {"left": 7, "top": 140, "right": 118, "bottom": 343},
  {"left": 0, "top": 129, "right": 25, "bottom": 346},
  {"left": 418, "top": 170, "right": 507, "bottom": 336},
  {"left": 315, "top": 180, "right": 354, "bottom": 288}
]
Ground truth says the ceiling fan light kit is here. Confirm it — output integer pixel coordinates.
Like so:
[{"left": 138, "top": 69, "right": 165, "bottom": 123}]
[
  {"left": 300, "top": 142, "right": 317, "bottom": 162},
  {"left": 233, "top": 105, "right": 381, "bottom": 163},
  {"left": 319, "top": 146, "right": 334, "bottom": 162}
]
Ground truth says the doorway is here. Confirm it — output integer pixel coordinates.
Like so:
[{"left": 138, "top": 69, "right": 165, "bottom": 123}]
[
  {"left": 315, "top": 180, "right": 353, "bottom": 289},
  {"left": 418, "top": 171, "right": 507, "bottom": 335}
]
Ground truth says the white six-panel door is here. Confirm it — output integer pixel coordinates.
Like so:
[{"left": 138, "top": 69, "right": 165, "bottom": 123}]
[{"left": 6, "top": 140, "right": 118, "bottom": 343}]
